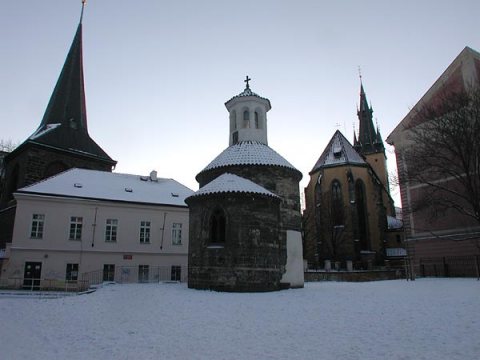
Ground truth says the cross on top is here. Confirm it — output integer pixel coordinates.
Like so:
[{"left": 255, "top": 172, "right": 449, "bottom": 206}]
[{"left": 244, "top": 75, "right": 251, "bottom": 89}]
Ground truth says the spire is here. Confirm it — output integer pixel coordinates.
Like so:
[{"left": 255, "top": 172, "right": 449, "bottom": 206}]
[
  {"left": 38, "top": 22, "right": 86, "bottom": 132},
  {"left": 27, "top": 3, "right": 115, "bottom": 165},
  {"left": 356, "top": 81, "right": 383, "bottom": 155}
]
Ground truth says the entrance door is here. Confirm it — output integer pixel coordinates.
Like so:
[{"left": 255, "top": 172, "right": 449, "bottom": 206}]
[
  {"left": 23, "top": 262, "right": 42, "bottom": 290},
  {"left": 103, "top": 264, "right": 115, "bottom": 282}
]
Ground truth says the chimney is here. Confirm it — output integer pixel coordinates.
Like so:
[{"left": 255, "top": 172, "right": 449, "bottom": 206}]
[{"left": 150, "top": 170, "right": 158, "bottom": 182}]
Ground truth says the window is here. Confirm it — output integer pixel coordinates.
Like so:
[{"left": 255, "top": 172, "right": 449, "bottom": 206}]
[
  {"left": 105, "top": 219, "right": 118, "bottom": 242},
  {"left": 171, "top": 266, "right": 181, "bottom": 281},
  {"left": 232, "top": 131, "right": 239, "bottom": 144},
  {"left": 66, "top": 263, "right": 79, "bottom": 281},
  {"left": 243, "top": 110, "right": 250, "bottom": 128},
  {"left": 210, "top": 208, "right": 226, "bottom": 243},
  {"left": 140, "top": 221, "right": 151, "bottom": 244},
  {"left": 138, "top": 265, "right": 149, "bottom": 283},
  {"left": 255, "top": 111, "right": 259, "bottom": 129},
  {"left": 172, "top": 223, "right": 182, "bottom": 245},
  {"left": 30, "top": 214, "right": 45, "bottom": 239},
  {"left": 69, "top": 216, "right": 83, "bottom": 240},
  {"left": 331, "top": 180, "right": 344, "bottom": 226}
]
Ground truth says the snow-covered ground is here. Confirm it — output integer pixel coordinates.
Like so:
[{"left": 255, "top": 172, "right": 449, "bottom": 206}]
[{"left": 1, "top": 279, "right": 479, "bottom": 360}]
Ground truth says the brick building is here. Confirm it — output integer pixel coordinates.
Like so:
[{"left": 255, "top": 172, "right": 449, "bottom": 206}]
[{"left": 303, "top": 83, "right": 402, "bottom": 269}]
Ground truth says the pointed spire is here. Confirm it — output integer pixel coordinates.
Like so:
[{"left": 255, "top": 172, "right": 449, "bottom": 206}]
[
  {"left": 356, "top": 81, "right": 382, "bottom": 155},
  {"left": 28, "top": 3, "right": 115, "bottom": 166},
  {"left": 38, "top": 21, "right": 87, "bottom": 132}
]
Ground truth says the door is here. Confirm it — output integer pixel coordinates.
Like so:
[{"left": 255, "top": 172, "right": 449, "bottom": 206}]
[
  {"left": 23, "top": 262, "right": 42, "bottom": 290},
  {"left": 103, "top": 264, "right": 115, "bottom": 282},
  {"left": 171, "top": 265, "right": 181, "bottom": 281}
]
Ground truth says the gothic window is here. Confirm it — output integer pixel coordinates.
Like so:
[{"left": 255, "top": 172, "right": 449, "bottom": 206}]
[
  {"left": 331, "top": 180, "right": 344, "bottom": 226},
  {"left": 243, "top": 110, "right": 250, "bottom": 128},
  {"left": 355, "top": 180, "right": 369, "bottom": 250},
  {"left": 254, "top": 111, "right": 259, "bottom": 129},
  {"left": 210, "top": 208, "right": 226, "bottom": 244}
]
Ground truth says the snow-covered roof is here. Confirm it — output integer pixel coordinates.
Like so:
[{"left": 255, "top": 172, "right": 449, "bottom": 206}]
[
  {"left": 15, "top": 168, "right": 194, "bottom": 207},
  {"left": 198, "top": 141, "right": 300, "bottom": 177},
  {"left": 225, "top": 87, "right": 271, "bottom": 109},
  {"left": 387, "top": 215, "right": 403, "bottom": 230},
  {"left": 311, "top": 130, "right": 366, "bottom": 173},
  {"left": 188, "top": 173, "right": 279, "bottom": 200}
]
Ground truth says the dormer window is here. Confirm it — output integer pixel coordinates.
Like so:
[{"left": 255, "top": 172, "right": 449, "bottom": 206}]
[{"left": 333, "top": 145, "right": 342, "bottom": 158}]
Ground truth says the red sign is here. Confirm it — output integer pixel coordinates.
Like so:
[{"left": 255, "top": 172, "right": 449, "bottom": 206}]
[{"left": 123, "top": 255, "right": 133, "bottom": 260}]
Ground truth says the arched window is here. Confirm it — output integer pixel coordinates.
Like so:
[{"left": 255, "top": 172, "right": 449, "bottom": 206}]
[
  {"left": 355, "top": 179, "right": 369, "bottom": 250},
  {"left": 254, "top": 111, "right": 259, "bottom": 129},
  {"left": 243, "top": 110, "right": 250, "bottom": 128},
  {"left": 331, "top": 180, "right": 344, "bottom": 226},
  {"left": 210, "top": 208, "right": 226, "bottom": 243}
]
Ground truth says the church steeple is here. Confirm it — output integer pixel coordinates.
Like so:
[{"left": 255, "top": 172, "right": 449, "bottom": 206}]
[
  {"left": 356, "top": 82, "right": 384, "bottom": 155},
  {"left": 28, "top": 2, "right": 115, "bottom": 165},
  {"left": 225, "top": 76, "right": 271, "bottom": 146}
]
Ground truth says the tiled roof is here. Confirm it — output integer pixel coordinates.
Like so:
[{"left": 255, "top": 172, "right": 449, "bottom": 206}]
[
  {"left": 188, "top": 173, "right": 279, "bottom": 200},
  {"left": 311, "top": 130, "right": 366, "bottom": 173},
  {"left": 199, "top": 141, "right": 299, "bottom": 176},
  {"left": 225, "top": 87, "right": 270, "bottom": 105},
  {"left": 16, "top": 168, "right": 193, "bottom": 207}
]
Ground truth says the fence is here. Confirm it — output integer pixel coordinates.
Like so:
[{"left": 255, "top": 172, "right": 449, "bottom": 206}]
[
  {"left": 0, "top": 278, "right": 90, "bottom": 292},
  {"left": 419, "top": 255, "right": 480, "bottom": 278},
  {"left": 116, "top": 265, "right": 188, "bottom": 283}
]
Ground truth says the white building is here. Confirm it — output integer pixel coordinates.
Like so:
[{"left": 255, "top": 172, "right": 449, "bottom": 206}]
[{"left": 0, "top": 169, "right": 193, "bottom": 289}]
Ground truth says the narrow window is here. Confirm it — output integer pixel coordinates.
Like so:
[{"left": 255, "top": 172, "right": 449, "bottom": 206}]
[
  {"left": 105, "top": 219, "right": 118, "bottom": 242},
  {"left": 232, "top": 131, "right": 239, "bottom": 144},
  {"left": 210, "top": 209, "right": 226, "bottom": 243},
  {"left": 139, "top": 221, "right": 151, "bottom": 244},
  {"left": 66, "top": 263, "right": 79, "bottom": 281},
  {"left": 231, "top": 111, "right": 237, "bottom": 130},
  {"left": 172, "top": 223, "right": 182, "bottom": 245},
  {"left": 255, "top": 111, "right": 259, "bottom": 129},
  {"left": 30, "top": 214, "right": 45, "bottom": 239},
  {"left": 243, "top": 110, "right": 250, "bottom": 128},
  {"left": 331, "top": 180, "right": 344, "bottom": 226},
  {"left": 138, "top": 265, "right": 149, "bottom": 283},
  {"left": 69, "top": 216, "right": 83, "bottom": 240}
]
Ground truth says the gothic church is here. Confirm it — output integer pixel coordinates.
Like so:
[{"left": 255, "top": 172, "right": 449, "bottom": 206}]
[{"left": 303, "top": 83, "right": 400, "bottom": 269}]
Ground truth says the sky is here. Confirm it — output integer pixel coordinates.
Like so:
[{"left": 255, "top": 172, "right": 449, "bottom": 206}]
[{"left": 1, "top": 0, "right": 479, "bottom": 206}]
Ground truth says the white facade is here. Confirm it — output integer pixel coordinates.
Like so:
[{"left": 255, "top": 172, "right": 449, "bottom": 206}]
[{"left": 1, "top": 169, "right": 193, "bottom": 287}]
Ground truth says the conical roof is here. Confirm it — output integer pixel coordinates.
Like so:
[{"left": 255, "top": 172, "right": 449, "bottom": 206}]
[
  {"left": 188, "top": 173, "right": 280, "bottom": 200},
  {"left": 197, "top": 141, "right": 300, "bottom": 181},
  {"left": 310, "top": 130, "right": 366, "bottom": 173}
]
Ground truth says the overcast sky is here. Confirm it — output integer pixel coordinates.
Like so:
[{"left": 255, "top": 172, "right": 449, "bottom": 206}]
[{"left": 1, "top": 0, "right": 479, "bottom": 206}]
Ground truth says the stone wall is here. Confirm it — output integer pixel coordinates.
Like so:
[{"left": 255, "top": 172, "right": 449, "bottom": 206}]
[
  {"left": 197, "top": 165, "right": 302, "bottom": 231},
  {"left": 187, "top": 192, "right": 287, "bottom": 291}
]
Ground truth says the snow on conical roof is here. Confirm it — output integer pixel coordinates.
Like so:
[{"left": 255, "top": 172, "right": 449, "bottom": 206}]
[
  {"left": 311, "top": 130, "right": 366, "bottom": 173},
  {"left": 198, "top": 141, "right": 299, "bottom": 177},
  {"left": 188, "top": 173, "right": 279, "bottom": 200}
]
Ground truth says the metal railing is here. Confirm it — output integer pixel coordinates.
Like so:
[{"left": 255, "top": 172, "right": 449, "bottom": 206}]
[
  {"left": 419, "top": 255, "right": 480, "bottom": 279},
  {"left": 0, "top": 278, "right": 90, "bottom": 292}
]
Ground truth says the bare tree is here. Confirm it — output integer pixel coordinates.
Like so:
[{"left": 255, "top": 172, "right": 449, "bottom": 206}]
[
  {"left": 0, "top": 139, "right": 17, "bottom": 153},
  {"left": 404, "top": 86, "right": 480, "bottom": 224}
]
